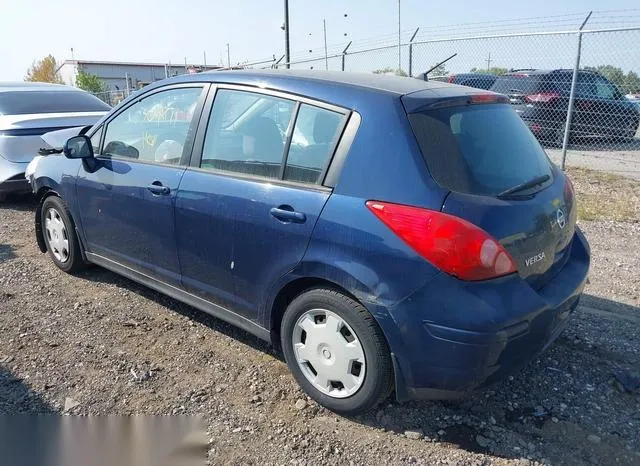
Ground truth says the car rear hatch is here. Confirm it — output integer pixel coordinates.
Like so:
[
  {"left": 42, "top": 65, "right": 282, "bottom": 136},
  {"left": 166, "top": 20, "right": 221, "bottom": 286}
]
[
  {"left": 489, "top": 74, "right": 547, "bottom": 112},
  {"left": 403, "top": 93, "right": 577, "bottom": 289}
]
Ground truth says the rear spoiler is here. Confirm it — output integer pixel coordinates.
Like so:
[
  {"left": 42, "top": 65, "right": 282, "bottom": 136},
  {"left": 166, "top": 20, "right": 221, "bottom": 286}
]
[{"left": 402, "top": 89, "right": 508, "bottom": 114}]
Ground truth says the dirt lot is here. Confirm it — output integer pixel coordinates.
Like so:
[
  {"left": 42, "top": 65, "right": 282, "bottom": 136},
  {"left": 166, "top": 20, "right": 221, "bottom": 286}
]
[{"left": 1, "top": 169, "right": 639, "bottom": 465}]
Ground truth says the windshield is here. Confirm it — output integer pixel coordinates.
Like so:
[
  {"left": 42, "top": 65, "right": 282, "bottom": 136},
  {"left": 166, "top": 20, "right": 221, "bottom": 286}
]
[
  {"left": 0, "top": 91, "right": 110, "bottom": 115},
  {"left": 408, "top": 103, "right": 553, "bottom": 196}
]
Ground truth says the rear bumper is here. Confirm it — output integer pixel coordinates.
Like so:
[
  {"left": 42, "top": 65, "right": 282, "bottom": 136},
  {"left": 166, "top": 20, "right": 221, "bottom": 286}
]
[
  {"left": 381, "top": 228, "right": 590, "bottom": 401},
  {"left": 0, "top": 177, "right": 30, "bottom": 194}
]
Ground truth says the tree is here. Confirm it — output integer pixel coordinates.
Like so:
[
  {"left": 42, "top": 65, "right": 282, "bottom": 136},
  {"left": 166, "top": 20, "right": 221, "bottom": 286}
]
[
  {"left": 373, "top": 67, "right": 408, "bottom": 77},
  {"left": 428, "top": 63, "right": 448, "bottom": 77},
  {"left": 75, "top": 70, "right": 108, "bottom": 94},
  {"left": 470, "top": 67, "right": 508, "bottom": 76},
  {"left": 25, "top": 55, "right": 63, "bottom": 83}
]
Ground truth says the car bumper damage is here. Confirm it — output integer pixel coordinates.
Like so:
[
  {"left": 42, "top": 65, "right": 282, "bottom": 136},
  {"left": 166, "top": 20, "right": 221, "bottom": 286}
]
[{"left": 380, "top": 228, "right": 590, "bottom": 402}]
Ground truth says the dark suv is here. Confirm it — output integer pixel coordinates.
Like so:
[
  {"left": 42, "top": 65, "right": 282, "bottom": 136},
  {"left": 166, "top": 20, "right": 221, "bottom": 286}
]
[
  {"left": 490, "top": 69, "right": 640, "bottom": 146},
  {"left": 417, "top": 72, "right": 497, "bottom": 90},
  {"left": 431, "top": 73, "right": 498, "bottom": 90}
]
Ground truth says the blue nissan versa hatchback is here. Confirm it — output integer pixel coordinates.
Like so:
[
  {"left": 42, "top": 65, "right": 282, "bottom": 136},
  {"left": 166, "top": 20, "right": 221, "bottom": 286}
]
[{"left": 28, "top": 70, "right": 590, "bottom": 415}]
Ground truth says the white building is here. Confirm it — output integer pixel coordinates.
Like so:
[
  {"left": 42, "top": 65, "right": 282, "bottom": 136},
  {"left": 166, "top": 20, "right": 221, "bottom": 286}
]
[{"left": 57, "top": 60, "right": 223, "bottom": 92}]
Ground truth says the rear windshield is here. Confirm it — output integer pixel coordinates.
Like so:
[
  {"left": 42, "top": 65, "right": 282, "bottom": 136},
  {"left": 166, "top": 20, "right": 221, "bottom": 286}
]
[
  {"left": 0, "top": 91, "right": 110, "bottom": 115},
  {"left": 489, "top": 75, "right": 541, "bottom": 94},
  {"left": 408, "top": 104, "right": 553, "bottom": 196}
]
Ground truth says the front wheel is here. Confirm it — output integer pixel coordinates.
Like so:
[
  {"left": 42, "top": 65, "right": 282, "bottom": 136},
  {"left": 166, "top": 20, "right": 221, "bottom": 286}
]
[
  {"left": 281, "top": 288, "right": 393, "bottom": 415},
  {"left": 41, "top": 196, "right": 87, "bottom": 273}
]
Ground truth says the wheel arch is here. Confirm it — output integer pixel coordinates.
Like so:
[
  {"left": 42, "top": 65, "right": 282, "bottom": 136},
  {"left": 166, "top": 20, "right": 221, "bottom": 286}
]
[
  {"left": 34, "top": 187, "right": 59, "bottom": 253},
  {"left": 35, "top": 188, "right": 89, "bottom": 264}
]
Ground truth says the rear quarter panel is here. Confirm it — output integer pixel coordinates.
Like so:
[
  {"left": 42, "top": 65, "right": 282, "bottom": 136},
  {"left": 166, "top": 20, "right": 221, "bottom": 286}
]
[{"left": 263, "top": 93, "right": 448, "bottom": 332}]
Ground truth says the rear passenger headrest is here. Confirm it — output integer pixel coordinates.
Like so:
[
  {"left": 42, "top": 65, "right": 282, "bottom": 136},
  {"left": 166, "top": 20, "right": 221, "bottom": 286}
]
[{"left": 313, "top": 112, "right": 338, "bottom": 144}]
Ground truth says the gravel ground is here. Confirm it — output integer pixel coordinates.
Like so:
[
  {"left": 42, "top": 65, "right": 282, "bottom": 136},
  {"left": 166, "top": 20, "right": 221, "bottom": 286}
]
[{"left": 1, "top": 170, "right": 639, "bottom": 465}]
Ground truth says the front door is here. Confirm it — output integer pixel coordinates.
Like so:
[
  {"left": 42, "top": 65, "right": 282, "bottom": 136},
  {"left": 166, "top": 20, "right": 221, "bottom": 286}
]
[
  {"left": 77, "top": 85, "right": 208, "bottom": 286},
  {"left": 178, "top": 87, "right": 347, "bottom": 321}
]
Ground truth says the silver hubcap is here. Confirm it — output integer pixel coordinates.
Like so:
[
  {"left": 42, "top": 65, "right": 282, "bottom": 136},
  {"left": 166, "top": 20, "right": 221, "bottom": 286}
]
[
  {"left": 292, "top": 309, "right": 366, "bottom": 398},
  {"left": 44, "top": 208, "right": 69, "bottom": 263}
]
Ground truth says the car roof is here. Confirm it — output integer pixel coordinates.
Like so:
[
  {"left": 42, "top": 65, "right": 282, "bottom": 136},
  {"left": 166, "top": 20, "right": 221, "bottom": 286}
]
[
  {"left": 0, "top": 82, "right": 78, "bottom": 93},
  {"left": 159, "top": 69, "right": 461, "bottom": 97}
]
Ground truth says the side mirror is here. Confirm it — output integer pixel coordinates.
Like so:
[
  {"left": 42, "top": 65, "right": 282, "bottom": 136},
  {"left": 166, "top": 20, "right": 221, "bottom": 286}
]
[{"left": 63, "top": 135, "right": 94, "bottom": 159}]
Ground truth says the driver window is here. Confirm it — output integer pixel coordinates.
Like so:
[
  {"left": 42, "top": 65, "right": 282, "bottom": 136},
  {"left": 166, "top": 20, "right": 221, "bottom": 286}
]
[{"left": 101, "top": 87, "right": 203, "bottom": 165}]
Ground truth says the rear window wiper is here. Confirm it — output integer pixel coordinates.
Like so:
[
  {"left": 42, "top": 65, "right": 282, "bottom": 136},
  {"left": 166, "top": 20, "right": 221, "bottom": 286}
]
[{"left": 497, "top": 174, "right": 550, "bottom": 199}]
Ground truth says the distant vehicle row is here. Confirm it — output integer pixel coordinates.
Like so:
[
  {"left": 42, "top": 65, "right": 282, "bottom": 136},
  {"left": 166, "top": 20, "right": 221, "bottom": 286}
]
[{"left": 428, "top": 69, "right": 640, "bottom": 145}]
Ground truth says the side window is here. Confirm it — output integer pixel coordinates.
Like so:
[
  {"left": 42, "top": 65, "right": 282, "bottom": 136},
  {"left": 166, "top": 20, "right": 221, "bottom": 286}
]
[
  {"left": 594, "top": 75, "right": 617, "bottom": 99},
  {"left": 285, "top": 105, "right": 345, "bottom": 184},
  {"left": 577, "top": 74, "right": 597, "bottom": 98},
  {"left": 201, "top": 89, "right": 294, "bottom": 179},
  {"left": 102, "top": 87, "right": 203, "bottom": 165},
  {"left": 90, "top": 127, "right": 102, "bottom": 154}
]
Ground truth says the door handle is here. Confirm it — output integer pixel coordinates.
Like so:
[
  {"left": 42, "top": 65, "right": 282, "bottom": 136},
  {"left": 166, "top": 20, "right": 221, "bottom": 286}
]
[
  {"left": 147, "top": 180, "right": 170, "bottom": 195},
  {"left": 270, "top": 206, "right": 306, "bottom": 223}
]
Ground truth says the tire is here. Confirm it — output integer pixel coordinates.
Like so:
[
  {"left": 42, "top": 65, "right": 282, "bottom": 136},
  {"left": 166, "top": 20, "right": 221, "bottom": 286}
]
[
  {"left": 281, "top": 288, "right": 393, "bottom": 415},
  {"left": 41, "top": 196, "right": 87, "bottom": 274}
]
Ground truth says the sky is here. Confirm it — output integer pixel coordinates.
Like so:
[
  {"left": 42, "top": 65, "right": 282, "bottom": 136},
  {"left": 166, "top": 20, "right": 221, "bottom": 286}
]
[{"left": 1, "top": 0, "right": 639, "bottom": 81}]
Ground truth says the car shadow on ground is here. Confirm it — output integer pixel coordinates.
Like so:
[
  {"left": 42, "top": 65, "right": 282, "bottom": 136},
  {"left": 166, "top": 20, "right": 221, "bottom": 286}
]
[
  {"left": 0, "top": 244, "right": 16, "bottom": 263},
  {"left": 0, "top": 366, "right": 56, "bottom": 414},
  {"left": 75, "top": 266, "right": 276, "bottom": 358},
  {"left": 71, "top": 261, "right": 640, "bottom": 463},
  {"left": 0, "top": 366, "right": 64, "bottom": 465}
]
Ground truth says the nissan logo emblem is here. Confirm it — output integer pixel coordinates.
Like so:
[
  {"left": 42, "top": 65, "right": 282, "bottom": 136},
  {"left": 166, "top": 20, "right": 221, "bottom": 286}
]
[{"left": 557, "top": 208, "right": 566, "bottom": 229}]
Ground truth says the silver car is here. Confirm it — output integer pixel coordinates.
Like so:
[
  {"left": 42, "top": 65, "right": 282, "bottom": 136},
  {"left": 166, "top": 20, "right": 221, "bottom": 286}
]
[{"left": 0, "top": 82, "right": 109, "bottom": 200}]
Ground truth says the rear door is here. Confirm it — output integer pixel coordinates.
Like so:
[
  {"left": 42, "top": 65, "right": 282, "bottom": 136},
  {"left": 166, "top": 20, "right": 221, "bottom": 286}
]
[
  {"left": 407, "top": 101, "right": 577, "bottom": 288},
  {"left": 178, "top": 86, "right": 348, "bottom": 320}
]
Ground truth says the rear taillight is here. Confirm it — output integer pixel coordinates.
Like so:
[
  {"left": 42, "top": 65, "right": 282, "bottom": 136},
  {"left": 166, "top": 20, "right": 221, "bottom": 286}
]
[
  {"left": 525, "top": 92, "right": 560, "bottom": 103},
  {"left": 447, "top": 75, "right": 456, "bottom": 83},
  {"left": 366, "top": 201, "right": 517, "bottom": 281}
]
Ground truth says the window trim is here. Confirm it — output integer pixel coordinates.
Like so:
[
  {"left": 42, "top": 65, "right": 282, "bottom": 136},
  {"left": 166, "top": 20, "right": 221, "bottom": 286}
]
[
  {"left": 89, "top": 83, "right": 210, "bottom": 167},
  {"left": 190, "top": 84, "right": 352, "bottom": 187}
]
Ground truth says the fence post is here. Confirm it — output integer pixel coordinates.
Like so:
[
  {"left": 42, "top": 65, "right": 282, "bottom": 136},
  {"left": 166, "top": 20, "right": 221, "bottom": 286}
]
[
  {"left": 561, "top": 11, "right": 592, "bottom": 170},
  {"left": 408, "top": 28, "right": 419, "bottom": 77},
  {"left": 341, "top": 41, "right": 352, "bottom": 72}
]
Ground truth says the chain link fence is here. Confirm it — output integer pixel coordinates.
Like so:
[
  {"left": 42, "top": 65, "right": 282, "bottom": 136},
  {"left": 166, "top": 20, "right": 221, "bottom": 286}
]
[
  {"left": 90, "top": 24, "right": 640, "bottom": 178},
  {"left": 264, "top": 26, "right": 640, "bottom": 174}
]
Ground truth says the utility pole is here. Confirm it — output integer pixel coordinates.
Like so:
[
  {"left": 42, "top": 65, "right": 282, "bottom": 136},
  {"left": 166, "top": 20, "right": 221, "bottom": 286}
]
[
  {"left": 284, "top": 0, "right": 291, "bottom": 68},
  {"left": 323, "top": 19, "right": 328, "bottom": 70},
  {"left": 486, "top": 52, "right": 492, "bottom": 71},
  {"left": 397, "top": 0, "right": 401, "bottom": 71},
  {"left": 70, "top": 47, "right": 75, "bottom": 61},
  {"left": 184, "top": 57, "right": 187, "bottom": 73},
  {"left": 203, "top": 51, "right": 207, "bottom": 67},
  {"left": 226, "top": 44, "right": 231, "bottom": 68}
]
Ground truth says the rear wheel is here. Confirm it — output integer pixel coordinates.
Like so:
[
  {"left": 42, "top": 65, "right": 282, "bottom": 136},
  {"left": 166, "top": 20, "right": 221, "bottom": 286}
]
[
  {"left": 281, "top": 288, "right": 393, "bottom": 415},
  {"left": 41, "top": 196, "right": 86, "bottom": 273}
]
